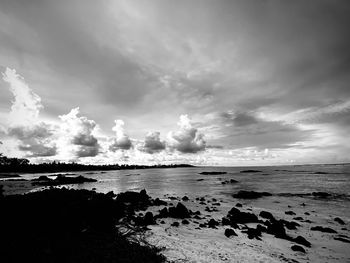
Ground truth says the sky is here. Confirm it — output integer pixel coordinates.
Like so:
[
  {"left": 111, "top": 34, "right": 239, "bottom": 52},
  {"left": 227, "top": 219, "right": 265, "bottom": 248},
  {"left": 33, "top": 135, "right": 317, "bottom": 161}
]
[{"left": 0, "top": 0, "right": 350, "bottom": 166}]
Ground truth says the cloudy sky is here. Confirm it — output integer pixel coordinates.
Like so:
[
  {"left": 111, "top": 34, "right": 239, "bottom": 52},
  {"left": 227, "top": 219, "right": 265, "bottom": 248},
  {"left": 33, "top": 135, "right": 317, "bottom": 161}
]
[{"left": 1, "top": 0, "right": 350, "bottom": 166}]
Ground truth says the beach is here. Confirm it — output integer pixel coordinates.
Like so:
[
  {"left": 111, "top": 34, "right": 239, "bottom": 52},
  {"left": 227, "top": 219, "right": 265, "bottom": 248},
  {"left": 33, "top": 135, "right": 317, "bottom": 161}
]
[{"left": 1, "top": 164, "right": 350, "bottom": 262}]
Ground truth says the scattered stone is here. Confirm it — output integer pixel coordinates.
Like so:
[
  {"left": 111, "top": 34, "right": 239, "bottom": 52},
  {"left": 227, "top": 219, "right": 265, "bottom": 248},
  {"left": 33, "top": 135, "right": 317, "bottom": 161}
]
[
  {"left": 311, "top": 226, "right": 337, "bottom": 233},
  {"left": 291, "top": 245, "right": 306, "bottom": 253},
  {"left": 285, "top": 211, "right": 296, "bottom": 215},
  {"left": 239, "top": 170, "right": 262, "bottom": 173},
  {"left": 199, "top": 171, "right": 227, "bottom": 175},
  {"left": 293, "top": 236, "right": 311, "bottom": 247},
  {"left": 208, "top": 219, "right": 219, "bottom": 228},
  {"left": 171, "top": 222, "right": 179, "bottom": 227},
  {"left": 265, "top": 219, "right": 287, "bottom": 239},
  {"left": 224, "top": 228, "right": 237, "bottom": 238},
  {"left": 312, "top": 192, "right": 331, "bottom": 198},
  {"left": 226, "top": 207, "right": 259, "bottom": 224},
  {"left": 168, "top": 202, "right": 190, "bottom": 218},
  {"left": 233, "top": 190, "right": 272, "bottom": 199},
  {"left": 143, "top": 212, "right": 155, "bottom": 225},
  {"left": 243, "top": 227, "right": 262, "bottom": 240},
  {"left": 334, "top": 217, "right": 345, "bottom": 225},
  {"left": 334, "top": 237, "right": 350, "bottom": 243},
  {"left": 158, "top": 207, "right": 168, "bottom": 218},
  {"left": 259, "top": 211, "right": 275, "bottom": 221},
  {"left": 153, "top": 198, "right": 167, "bottom": 206}
]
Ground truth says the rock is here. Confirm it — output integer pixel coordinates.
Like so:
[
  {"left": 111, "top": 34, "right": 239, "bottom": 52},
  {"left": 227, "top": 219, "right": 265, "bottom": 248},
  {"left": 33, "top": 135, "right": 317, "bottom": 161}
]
[
  {"left": 281, "top": 220, "right": 300, "bottom": 230},
  {"left": 291, "top": 245, "right": 306, "bottom": 253},
  {"left": 230, "top": 179, "right": 238, "bottom": 183},
  {"left": 182, "top": 196, "right": 189, "bottom": 201},
  {"left": 171, "top": 222, "right": 179, "bottom": 227},
  {"left": 235, "top": 203, "right": 243, "bottom": 208},
  {"left": 285, "top": 211, "right": 296, "bottom": 215},
  {"left": 199, "top": 171, "right": 227, "bottom": 175},
  {"left": 334, "top": 237, "right": 350, "bottom": 243},
  {"left": 227, "top": 207, "right": 259, "bottom": 224},
  {"left": 143, "top": 212, "right": 154, "bottom": 225},
  {"left": 153, "top": 198, "right": 167, "bottom": 206},
  {"left": 168, "top": 202, "right": 190, "bottom": 218},
  {"left": 256, "top": 224, "right": 267, "bottom": 233},
  {"left": 197, "top": 179, "right": 204, "bottom": 181},
  {"left": 259, "top": 211, "right": 275, "bottom": 221},
  {"left": 312, "top": 192, "right": 331, "bottom": 198},
  {"left": 334, "top": 217, "right": 345, "bottom": 225},
  {"left": 222, "top": 217, "right": 231, "bottom": 225},
  {"left": 232, "top": 190, "right": 272, "bottom": 199},
  {"left": 304, "top": 212, "right": 310, "bottom": 215},
  {"left": 224, "top": 228, "right": 237, "bottom": 238},
  {"left": 239, "top": 170, "right": 262, "bottom": 173},
  {"left": 208, "top": 219, "right": 219, "bottom": 228},
  {"left": 266, "top": 219, "right": 287, "bottom": 239},
  {"left": 311, "top": 226, "right": 337, "bottom": 233},
  {"left": 158, "top": 207, "right": 168, "bottom": 218},
  {"left": 182, "top": 219, "right": 190, "bottom": 225},
  {"left": 244, "top": 227, "right": 262, "bottom": 240},
  {"left": 293, "top": 236, "right": 311, "bottom": 247},
  {"left": 160, "top": 220, "right": 165, "bottom": 224}
]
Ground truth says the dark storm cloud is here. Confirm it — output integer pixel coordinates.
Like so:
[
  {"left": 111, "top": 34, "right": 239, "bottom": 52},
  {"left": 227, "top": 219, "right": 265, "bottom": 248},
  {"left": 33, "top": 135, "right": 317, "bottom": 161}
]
[{"left": 217, "top": 111, "right": 313, "bottom": 149}]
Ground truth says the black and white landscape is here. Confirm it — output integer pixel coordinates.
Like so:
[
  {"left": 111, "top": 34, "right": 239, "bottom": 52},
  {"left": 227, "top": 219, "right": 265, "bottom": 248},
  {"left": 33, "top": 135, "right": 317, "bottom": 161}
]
[{"left": 0, "top": 1, "right": 350, "bottom": 262}]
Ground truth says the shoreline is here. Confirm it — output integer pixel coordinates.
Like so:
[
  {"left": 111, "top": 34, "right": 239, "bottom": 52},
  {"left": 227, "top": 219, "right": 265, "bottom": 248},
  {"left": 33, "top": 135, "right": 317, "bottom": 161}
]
[{"left": 1, "top": 175, "right": 349, "bottom": 263}]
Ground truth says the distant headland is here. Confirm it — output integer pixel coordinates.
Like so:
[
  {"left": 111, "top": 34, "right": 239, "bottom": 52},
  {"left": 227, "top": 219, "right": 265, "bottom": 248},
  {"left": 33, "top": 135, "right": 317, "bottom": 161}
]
[{"left": 0, "top": 153, "right": 194, "bottom": 174}]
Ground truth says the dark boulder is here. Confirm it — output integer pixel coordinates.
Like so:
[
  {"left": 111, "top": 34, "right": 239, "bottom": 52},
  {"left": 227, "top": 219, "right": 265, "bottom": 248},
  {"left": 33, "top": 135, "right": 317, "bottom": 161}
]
[
  {"left": 182, "top": 196, "right": 189, "bottom": 201},
  {"left": 171, "top": 222, "right": 179, "bottom": 227},
  {"left": 334, "top": 217, "right": 345, "bottom": 225},
  {"left": 143, "top": 212, "right": 155, "bottom": 225},
  {"left": 227, "top": 207, "right": 259, "bottom": 224},
  {"left": 311, "top": 226, "right": 337, "bottom": 233},
  {"left": 168, "top": 202, "right": 190, "bottom": 218},
  {"left": 312, "top": 192, "right": 331, "bottom": 198},
  {"left": 208, "top": 219, "right": 219, "bottom": 228},
  {"left": 232, "top": 190, "right": 272, "bottom": 199},
  {"left": 243, "top": 227, "right": 262, "bottom": 240},
  {"left": 158, "top": 207, "right": 169, "bottom": 218},
  {"left": 281, "top": 220, "right": 300, "bottom": 230},
  {"left": 259, "top": 211, "right": 275, "bottom": 221},
  {"left": 235, "top": 203, "right": 243, "bottom": 208},
  {"left": 293, "top": 236, "right": 311, "bottom": 248},
  {"left": 182, "top": 219, "right": 190, "bottom": 225},
  {"left": 291, "top": 245, "right": 306, "bottom": 253},
  {"left": 266, "top": 219, "right": 287, "bottom": 239},
  {"left": 285, "top": 211, "right": 296, "bottom": 215},
  {"left": 153, "top": 198, "right": 167, "bottom": 206},
  {"left": 224, "top": 228, "right": 237, "bottom": 238},
  {"left": 334, "top": 237, "right": 350, "bottom": 243},
  {"left": 239, "top": 170, "right": 262, "bottom": 173}
]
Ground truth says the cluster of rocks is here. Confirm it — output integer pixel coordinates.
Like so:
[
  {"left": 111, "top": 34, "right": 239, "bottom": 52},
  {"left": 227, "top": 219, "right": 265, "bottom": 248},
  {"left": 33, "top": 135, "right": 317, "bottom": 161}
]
[{"left": 31, "top": 175, "right": 97, "bottom": 186}]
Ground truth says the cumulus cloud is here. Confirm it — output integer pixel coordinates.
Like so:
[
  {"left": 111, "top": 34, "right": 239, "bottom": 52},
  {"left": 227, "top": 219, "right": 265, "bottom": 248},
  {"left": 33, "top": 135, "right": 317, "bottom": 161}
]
[
  {"left": 59, "top": 107, "right": 100, "bottom": 157},
  {"left": 140, "top": 131, "right": 166, "bottom": 154},
  {"left": 2, "top": 67, "right": 43, "bottom": 126},
  {"left": 168, "top": 115, "right": 206, "bottom": 153},
  {"left": 2, "top": 67, "right": 57, "bottom": 157},
  {"left": 109, "top": 120, "right": 132, "bottom": 151}
]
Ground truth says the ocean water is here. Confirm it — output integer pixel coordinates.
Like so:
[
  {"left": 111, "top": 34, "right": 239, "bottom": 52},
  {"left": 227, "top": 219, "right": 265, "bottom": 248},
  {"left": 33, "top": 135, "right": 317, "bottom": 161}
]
[
  {"left": 15, "top": 164, "right": 350, "bottom": 262},
  {"left": 23, "top": 164, "right": 350, "bottom": 218}
]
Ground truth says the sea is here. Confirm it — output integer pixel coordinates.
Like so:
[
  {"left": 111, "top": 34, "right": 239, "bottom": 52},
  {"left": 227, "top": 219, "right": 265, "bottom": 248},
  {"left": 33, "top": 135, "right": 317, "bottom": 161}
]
[{"left": 9, "top": 164, "right": 350, "bottom": 262}]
